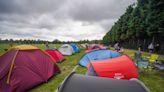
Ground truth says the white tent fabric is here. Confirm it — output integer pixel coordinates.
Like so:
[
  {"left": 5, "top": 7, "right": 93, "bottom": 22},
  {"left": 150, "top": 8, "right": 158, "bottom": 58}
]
[
  {"left": 58, "top": 44, "right": 74, "bottom": 56},
  {"left": 80, "top": 43, "right": 89, "bottom": 49}
]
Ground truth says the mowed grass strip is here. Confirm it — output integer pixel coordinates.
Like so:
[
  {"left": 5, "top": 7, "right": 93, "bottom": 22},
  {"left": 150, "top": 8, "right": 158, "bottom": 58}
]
[{"left": 0, "top": 44, "right": 12, "bottom": 55}]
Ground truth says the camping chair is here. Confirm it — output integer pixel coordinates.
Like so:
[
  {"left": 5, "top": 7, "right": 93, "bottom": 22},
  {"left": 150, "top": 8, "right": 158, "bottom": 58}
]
[
  {"left": 148, "top": 54, "right": 159, "bottom": 63},
  {"left": 137, "top": 60, "right": 149, "bottom": 69},
  {"left": 134, "top": 52, "right": 149, "bottom": 68}
]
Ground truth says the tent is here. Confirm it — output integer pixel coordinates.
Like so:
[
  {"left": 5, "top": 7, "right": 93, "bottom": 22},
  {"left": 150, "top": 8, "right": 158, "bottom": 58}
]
[
  {"left": 70, "top": 43, "right": 80, "bottom": 53},
  {"left": 79, "top": 50, "right": 121, "bottom": 67},
  {"left": 85, "top": 44, "right": 107, "bottom": 53},
  {"left": 46, "top": 49, "right": 64, "bottom": 63},
  {"left": 58, "top": 44, "right": 74, "bottom": 56},
  {"left": 57, "top": 72, "right": 149, "bottom": 92},
  {"left": 80, "top": 43, "right": 89, "bottom": 49},
  {"left": 86, "top": 55, "right": 138, "bottom": 80},
  {"left": 0, "top": 45, "right": 60, "bottom": 92}
]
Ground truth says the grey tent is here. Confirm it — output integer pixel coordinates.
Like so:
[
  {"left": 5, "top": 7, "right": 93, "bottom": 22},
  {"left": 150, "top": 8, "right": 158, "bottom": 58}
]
[
  {"left": 57, "top": 72, "right": 149, "bottom": 92},
  {"left": 58, "top": 44, "right": 74, "bottom": 56}
]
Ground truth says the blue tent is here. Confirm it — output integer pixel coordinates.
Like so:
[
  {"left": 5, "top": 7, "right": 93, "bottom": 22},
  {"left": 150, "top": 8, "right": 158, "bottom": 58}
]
[
  {"left": 70, "top": 43, "right": 80, "bottom": 53},
  {"left": 79, "top": 50, "right": 121, "bottom": 67}
]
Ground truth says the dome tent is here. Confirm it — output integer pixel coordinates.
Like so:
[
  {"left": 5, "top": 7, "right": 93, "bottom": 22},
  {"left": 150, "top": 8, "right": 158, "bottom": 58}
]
[
  {"left": 69, "top": 43, "right": 80, "bottom": 53},
  {"left": 86, "top": 55, "right": 138, "bottom": 80},
  {"left": 79, "top": 50, "right": 121, "bottom": 67},
  {"left": 0, "top": 45, "right": 60, "bottom": 92},
  {"left": 58, "top": 44, "right": 74, "bottom": 56},
  {"left": 85, "top": 44, "right": 107, "bottom": 53},
  {"left": 46, "top": 49, "right": 64, "bottom": 63},
  {"left": 57, "top": 72, "right": 149, "bottom": 92}
]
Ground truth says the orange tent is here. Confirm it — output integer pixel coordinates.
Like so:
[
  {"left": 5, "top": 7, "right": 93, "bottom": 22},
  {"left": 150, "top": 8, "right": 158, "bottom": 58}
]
[{"left": 87, "top": 55, "right": 138, "bottom": 80}]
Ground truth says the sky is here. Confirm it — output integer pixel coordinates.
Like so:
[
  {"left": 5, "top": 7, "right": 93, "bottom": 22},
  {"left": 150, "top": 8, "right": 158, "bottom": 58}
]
[{"left": 0, "top": 0, "right": 136, "bottom": 41}]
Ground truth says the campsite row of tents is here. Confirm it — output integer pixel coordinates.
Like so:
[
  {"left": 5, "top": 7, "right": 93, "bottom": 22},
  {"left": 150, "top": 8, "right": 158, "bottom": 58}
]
[
  {"left": 58, "top": 43, "right": 80, "bottom": 56},
  {"left": 57, "top": 44, "right": 149, "bottom": 92},
  {"left": 0, "top": 44, "right": 81, "bottom": 92},
  {"left": 0, "top": 44, "right": 149, "bottom": 92},
  {"left": 46, "top": 43, "right": 81, "bottom": 63}
]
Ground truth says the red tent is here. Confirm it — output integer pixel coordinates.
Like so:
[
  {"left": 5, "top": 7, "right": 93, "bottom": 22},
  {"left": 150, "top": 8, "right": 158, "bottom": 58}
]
[
  {"left": 46, "top": 49, "right": 64, "bottom": 63},
  {"left": 87, "top": 55, "right": 138, "bottom": 80},
  {"left": 0, "top": 45, "right": 60, "bottom": 92},
  {"left": 85, "top": 44, "right": 107, "bottom": 53}
]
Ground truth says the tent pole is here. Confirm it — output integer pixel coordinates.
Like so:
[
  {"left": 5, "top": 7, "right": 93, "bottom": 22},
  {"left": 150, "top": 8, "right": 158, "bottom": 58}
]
[{"left": 7, "top": 50, "right": 19, "bottom": 84}]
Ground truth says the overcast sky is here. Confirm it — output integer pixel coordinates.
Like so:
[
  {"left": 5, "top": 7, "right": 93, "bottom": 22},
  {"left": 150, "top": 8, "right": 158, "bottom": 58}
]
[{"left": 0, "top": 0, "right": 136, "bottom": 41}]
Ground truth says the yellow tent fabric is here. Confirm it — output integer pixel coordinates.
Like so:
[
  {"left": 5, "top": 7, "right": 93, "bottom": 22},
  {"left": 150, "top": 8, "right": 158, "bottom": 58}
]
[{"left": 12, "top": 45, "right": 39, "bottom": 50}]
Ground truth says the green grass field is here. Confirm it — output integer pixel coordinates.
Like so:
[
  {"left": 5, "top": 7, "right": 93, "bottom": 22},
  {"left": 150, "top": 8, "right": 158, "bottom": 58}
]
[{"left": 0, "top": 44, "right": 164, "bottom": 92}]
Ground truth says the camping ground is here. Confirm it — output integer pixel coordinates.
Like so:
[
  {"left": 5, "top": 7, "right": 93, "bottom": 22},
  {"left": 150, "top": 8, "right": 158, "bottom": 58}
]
[{"left": 0, "top": 44, "right": 164, "bottom": 92}]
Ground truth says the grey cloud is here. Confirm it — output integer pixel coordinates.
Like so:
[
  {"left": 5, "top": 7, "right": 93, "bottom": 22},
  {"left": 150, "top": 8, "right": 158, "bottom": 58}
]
[
  {"left": 99, "top": 19, "right": 118, "bottom": 31},
  {"left": 0, "top": 0, "right": 65, "bottom": 14},
  {"left": 67, "top": 0, "right": 136, "bottom": 21},
  {"left": 0, "top": 0, "right": 136, "bottom": 41},
  {"left": 0, "top": 0, "right": 18, "bottom": 13}
]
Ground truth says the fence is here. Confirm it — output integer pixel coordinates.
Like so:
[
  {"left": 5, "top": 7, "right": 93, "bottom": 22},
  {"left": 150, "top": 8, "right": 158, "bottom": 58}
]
[{"left": 107, "top": 38, "right": 164, "bottom": 55}]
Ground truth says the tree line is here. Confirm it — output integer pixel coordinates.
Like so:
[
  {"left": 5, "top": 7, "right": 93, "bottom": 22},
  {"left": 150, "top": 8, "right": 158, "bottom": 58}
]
[
  {"left": 0, "top": 38, "right": 101, "bottom": 44},
  {"left": 102, "top": 0, "right": 164, "bottom": 44},
  {"left": 102, "top": 0, "right": 164, "bottom": 54}
]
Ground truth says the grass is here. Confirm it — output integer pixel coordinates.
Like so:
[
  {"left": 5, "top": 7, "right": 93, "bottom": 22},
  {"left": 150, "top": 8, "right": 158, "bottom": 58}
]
[
  {"left": 140, "top": 70, "right": 164, "bottom": 92},
  {"left": 0, "top": 44, "right": 11, "bottom": 55},
  {"left": 0, "top": 44, "right": 164, "bottom": 92}
]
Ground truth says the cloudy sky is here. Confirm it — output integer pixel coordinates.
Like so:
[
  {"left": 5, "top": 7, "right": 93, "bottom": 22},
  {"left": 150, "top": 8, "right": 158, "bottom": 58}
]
[{"left": 0, "top": 0, "right": 136, "bottom": 41}]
